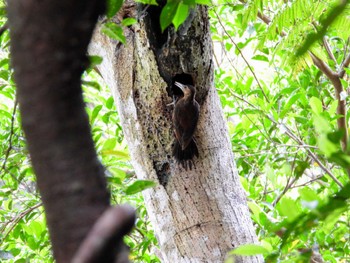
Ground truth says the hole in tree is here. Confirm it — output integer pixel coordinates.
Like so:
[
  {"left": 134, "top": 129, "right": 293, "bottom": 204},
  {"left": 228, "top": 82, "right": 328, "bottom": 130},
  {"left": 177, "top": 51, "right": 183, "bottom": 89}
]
[
  {"left": 172, "top": 73, "right": 194, "bottom": 96},
  {"left": 143, "top": 2, "right": 168, "bottom": 51}
]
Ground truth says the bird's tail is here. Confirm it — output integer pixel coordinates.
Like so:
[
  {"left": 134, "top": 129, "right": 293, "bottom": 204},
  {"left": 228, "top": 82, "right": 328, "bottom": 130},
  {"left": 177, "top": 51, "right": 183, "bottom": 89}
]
[{"left": 172, "top": 139, "right": 199, "bottom": 169}]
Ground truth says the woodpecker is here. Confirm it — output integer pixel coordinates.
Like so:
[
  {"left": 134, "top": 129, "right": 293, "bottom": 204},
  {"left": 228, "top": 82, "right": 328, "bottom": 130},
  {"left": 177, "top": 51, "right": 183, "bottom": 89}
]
[{"left": 172, "top": 81, "right": 200, "bottom": 169}]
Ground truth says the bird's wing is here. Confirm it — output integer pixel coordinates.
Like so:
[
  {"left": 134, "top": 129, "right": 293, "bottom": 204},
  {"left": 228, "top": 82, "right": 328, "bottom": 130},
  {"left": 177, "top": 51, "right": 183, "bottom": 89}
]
[{"left": 180, "top": 103, "right": 199, "bottom": 149}]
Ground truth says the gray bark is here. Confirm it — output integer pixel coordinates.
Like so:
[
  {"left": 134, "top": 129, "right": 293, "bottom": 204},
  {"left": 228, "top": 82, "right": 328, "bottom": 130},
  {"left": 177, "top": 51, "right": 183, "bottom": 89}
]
[{"left": 89, "top": 3, "right": 263, "bottom": 262}]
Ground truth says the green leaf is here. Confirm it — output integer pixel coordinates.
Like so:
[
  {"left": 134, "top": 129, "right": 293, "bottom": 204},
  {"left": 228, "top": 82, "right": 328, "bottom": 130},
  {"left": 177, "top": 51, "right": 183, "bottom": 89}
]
[
  {"left": 309, "top": 97, "right": 323, "bottom": 114},
  {"left": 277, "top": 197, "right": 300, "bottom": 222},
  {"left": 82, "top": 80, "right": 101, "bottom": 91},
  {"left": 251, "top": 54, "right": 268, "bottom": 62},
  {"left": 122, "top": 18, "right": 137, "bottom": 27},
  {"left": 230, "top": 244, "right": 270, "bottom": 256},
  {"left": 124, "top": 180, "right": 157, "bottom": 195},
  {"left": 27, "top": 236, "right": 38, "bottom": 250},
  {"left": 91, "top": 105, "right": 103, "bottom": 123},
  {"left": 102, "top": 138, "right": 117, "bottom": 151},
  {"left": 195, "top": 0, "right": 211, "bottom": 5},
  {"left": 327, "top": 129, "right": 345, "bottom": 144},
  {"left": 101, "top": 22, "right": 126, "bottom": 44},
  {"left": 183, "top": 0, "right": 195, "bottom": 5},
  {"left": 101, "top": 149, "right": 130, "bottom": 159},
  {"left": 160, "top": 1, "right": 179, "bottom": 32},
  {"left": 107, "top": 0, "right": 124, "bottom": 18},
  {"left": 106, "top": 96, "right": 115, "bottom": 109},
  {"left": 134, "top": 0, "right": 158, "bottom": 4},
  {"left": 295, "top": 0, "right": 348, "bottom": 57},
  {"left": 173, "top": 3, "right": 189, "bottom": 30},
  {"left": 298, "top": 187, "right": 320, "bottom": 202},
  {"left": 294, "top": 161, "right": 309, "bottom": 178},
  {"left": 30, "top": 221, "right": 43, "bottom": 238},
  {"left": 88, "top": 55, "right": 103, "bottom": 69}
]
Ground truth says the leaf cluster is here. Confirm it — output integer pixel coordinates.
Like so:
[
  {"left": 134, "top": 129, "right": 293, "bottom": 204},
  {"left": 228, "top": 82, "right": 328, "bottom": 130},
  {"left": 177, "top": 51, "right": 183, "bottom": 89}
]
[{"left": 210, "top": 0, "right": 350, "bottom": 261}]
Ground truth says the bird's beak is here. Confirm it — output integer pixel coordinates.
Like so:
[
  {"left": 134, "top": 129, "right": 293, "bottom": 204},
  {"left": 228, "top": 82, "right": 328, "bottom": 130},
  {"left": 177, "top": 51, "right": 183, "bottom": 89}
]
[{"left": 175, "top": 82, "right": 186, "bottom": 92}]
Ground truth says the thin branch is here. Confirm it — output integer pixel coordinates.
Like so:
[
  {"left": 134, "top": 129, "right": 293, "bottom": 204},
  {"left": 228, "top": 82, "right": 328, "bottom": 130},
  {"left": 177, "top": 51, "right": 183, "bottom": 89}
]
[
  {"left": 272, "top": 171, "right": 298, "bottom": 207},
  {"left": 271, "top": 154, "right": 301, "bottom": 207},
  {"left": 212, "top": 3, "right": 346, "bottom": 184},
  {"left": 291, "top": 175, "right": 327, "bottom": 189},
  {"left": 250, "top": 6, "right": 349, "bottom": 178},
  {"left": 212, "top": 9, "right": 270, "bottom": 102},
  {"left": 310, "top": 53, "right": 340, "bottom": 86},
  {"left": 311, "top": 53, "right": 348, "bottom": 153},
  {"left": 250, "top": 4, "right": 349, "bottom": 153},
  {"left": 1, "top": 202, "right": 42, "bottom": 241},
  {"left": 0, "top": 100, "right": 18, "bottom": 176},
  {"left": 323, "top": 37, "right": 337, "bottom": 65},
  {"left": 257, "top": 11, "right": 287, "bottom": 37},
  {"left": 339, "top": 50, "right": 350, "bottom": 78},
  {"left": 281, "top": 123, "right": 343, "bottom": 187},
  {"left": 231, "top": 90, "right": 343, "bottom": 187},
  {"left": 0, "top": 22, "right": 8, "bottom": 37}
]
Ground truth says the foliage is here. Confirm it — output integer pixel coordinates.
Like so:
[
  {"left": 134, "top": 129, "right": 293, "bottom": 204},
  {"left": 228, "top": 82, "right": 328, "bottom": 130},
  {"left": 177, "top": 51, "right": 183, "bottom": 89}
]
[
  {"left": 210, "top": 0, "right": 350, "bottom": 262},
  {"left": 1, "top": 32, "right": 159, "bottom": 263}
]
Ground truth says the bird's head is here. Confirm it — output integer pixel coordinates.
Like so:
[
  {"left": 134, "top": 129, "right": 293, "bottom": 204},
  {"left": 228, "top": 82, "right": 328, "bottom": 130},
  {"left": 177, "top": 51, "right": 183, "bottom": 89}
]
[{"left": 174, "top": 82, "right": 196, "bottom": 98}]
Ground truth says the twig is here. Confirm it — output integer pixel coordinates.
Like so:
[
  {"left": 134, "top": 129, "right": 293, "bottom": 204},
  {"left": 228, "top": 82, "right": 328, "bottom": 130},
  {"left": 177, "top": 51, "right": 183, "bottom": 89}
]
[
  {"left": 272, "top": 172, "right": 298, "bottom": 207},
  {"left": 323, "top": 37, "right": 337, "bottom": 65},
  {"left": 212, "top": 9, "right": 270, "bottom": 102},
  {"left": 0, "top": 22, "right": 8, "bottom": 38},
  {"left": 339, "top": 49, "right": 350, "bottom": 78},
  {"left": 231, "top": 90, "right": 343, "bottom": 187},
  {"left": 291, "top": 175, "right": 326, "bottom": 189},
  {"left": 310, "top": 53, "right": 348, "bottom": 153},
  {"left": 1, "top": 202, "right": 42, "bottom": 241},
  {"left": 0, "top": 100, "right": 18, "bottom": 176},
  {"left": 246, "top": 5, "right": 349, "bottom": 179}
]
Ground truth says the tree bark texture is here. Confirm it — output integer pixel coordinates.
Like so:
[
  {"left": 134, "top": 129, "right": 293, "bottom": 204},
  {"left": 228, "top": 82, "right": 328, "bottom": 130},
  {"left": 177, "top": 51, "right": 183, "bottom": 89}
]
[
  {"left": 8, "top": 1, "right": 134, "bottom": 262},
  {"left": 90, "top": 3, "right": 263, "bottom": 262}
]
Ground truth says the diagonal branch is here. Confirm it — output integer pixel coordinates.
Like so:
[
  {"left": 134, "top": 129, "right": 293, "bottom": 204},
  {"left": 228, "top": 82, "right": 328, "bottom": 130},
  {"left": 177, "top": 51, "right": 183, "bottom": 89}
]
[
  {"left": 0, "top": 100, "right": 18, "bottom": 176},
  {"left": 230, "top": 91, "right": 343, "bottom": 187},
  {"left": 249, "top": 6, "right": 349, "bottom": 173},
  {"left": 339, "top": 50, "right": 350, "bottom": 78},
  {"left": 323, "top": 37, "right": 337, "bottom": 65},
  {"left": 213, "top": 9, "right": 270, "bottom": 102},
  {"left": 310, "top": 53, "right": 348, "bottom": 152}
]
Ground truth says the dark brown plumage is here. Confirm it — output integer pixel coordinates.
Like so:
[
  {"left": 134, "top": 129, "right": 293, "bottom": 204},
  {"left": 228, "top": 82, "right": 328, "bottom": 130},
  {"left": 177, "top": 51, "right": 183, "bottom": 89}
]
[{"left": 172, "top": 82, "right": 199, "bottom": 169}]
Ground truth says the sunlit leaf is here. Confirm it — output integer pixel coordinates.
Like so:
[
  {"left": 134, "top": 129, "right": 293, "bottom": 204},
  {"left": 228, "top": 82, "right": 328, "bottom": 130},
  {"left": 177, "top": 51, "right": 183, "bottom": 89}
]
[
  {"left": 122, "top": 18, "right": 137, "bottom": 27},
  {"left": 173, "top": 3, "right": 189, "bottom": 30},
  {"left": 160, "top": 1, "right": 179, "bottom": 32},
  {"left": 309, "top": 96, "right": 323, "bottom": 114},
  {"left": 230, "top": 244, "right": 270, "bottom": 255},
  {"left": 101, "top": 22, "right": 126, "bottom": 44},
  {"left": 124, "top": 180, "right": 157, "bottom": 195},
  {"left": 107, "top": 0, "right": 124, "bottom": 18}
]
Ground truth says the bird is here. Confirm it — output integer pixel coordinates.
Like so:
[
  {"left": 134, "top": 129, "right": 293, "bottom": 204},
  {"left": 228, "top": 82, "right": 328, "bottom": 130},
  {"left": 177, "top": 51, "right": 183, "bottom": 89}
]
[{"left": 172, "top": 81, "right": 200, "bottom": 169}]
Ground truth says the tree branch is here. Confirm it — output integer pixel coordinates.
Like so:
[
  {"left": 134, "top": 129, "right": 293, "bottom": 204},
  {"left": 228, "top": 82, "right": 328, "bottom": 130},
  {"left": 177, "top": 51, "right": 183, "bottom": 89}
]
[
  {"left": 2, "top": 202, "right": 43, "bottom": 241},
  {"left": 310, "top": 53, "right": 348, "bottom": 152},
  {"left": 247, "top": 6, "right": 349, "bottom": 176},
  {"left": 213, "top": 9, "right": 270, "bottom": 102},
  {"left": 230, "top": 91, "right": 343, "bottom": 187},
  {"left": 339, "top": 50, "right": 350, "bottom": 78},
  {"left": 72, "top": 206, "right": 135, "bottom": 263},
  {"left": 323, "top": 37, "right": 337, "bottom": 65},
  {"left": 0, "top": 100, "right": 18, "bottom": 176}
]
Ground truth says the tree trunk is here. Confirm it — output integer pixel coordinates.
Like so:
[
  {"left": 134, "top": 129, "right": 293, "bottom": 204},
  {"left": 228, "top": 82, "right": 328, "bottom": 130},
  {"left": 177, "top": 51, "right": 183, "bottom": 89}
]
[
  {"left": 90, "top": 3, "right": 262, "bottom": 262},
  {"left": 8, "top": 1, "right": 134, "bottom": 262}
]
